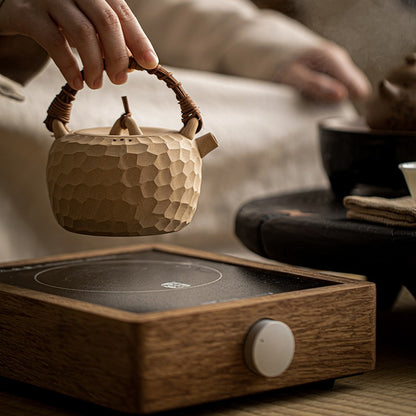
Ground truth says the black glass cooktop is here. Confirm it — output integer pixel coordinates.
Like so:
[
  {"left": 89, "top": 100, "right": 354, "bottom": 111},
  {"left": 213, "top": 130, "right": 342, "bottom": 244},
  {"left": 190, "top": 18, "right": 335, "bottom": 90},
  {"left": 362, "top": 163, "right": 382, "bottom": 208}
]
[{"left": 0, "top": 250, "right": 337, "bottom": 313}]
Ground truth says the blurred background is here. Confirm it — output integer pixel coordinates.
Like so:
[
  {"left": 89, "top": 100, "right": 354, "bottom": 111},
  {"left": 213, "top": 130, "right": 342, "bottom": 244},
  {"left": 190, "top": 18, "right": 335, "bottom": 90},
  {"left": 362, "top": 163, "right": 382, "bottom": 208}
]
[{"left": 253, "top": 0, "right": 416, "bottom": 111}]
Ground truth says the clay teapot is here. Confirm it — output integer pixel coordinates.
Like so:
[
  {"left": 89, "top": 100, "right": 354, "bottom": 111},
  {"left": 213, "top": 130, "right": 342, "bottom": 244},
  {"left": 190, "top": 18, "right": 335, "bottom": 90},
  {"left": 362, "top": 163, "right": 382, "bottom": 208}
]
[
  {"left": 44, "top": 58, "right": 218, "bottom": 236},
  {"left": 366, "top": 53, "right": 416, "bottom": 130}
]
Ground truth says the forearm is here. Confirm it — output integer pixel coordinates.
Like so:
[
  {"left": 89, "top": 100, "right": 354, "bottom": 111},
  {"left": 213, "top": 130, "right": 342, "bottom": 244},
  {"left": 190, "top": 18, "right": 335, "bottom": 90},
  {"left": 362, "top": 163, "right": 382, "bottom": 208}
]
[{"left": 127, "top": 0, "right": 323, "bottom": 81}]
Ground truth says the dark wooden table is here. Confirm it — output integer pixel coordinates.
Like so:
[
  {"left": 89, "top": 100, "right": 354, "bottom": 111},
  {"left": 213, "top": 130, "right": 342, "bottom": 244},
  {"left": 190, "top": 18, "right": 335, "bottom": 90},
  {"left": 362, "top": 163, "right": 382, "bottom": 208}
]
[{"left": 235, "top": 188, "right": 416, "bottom": 309}]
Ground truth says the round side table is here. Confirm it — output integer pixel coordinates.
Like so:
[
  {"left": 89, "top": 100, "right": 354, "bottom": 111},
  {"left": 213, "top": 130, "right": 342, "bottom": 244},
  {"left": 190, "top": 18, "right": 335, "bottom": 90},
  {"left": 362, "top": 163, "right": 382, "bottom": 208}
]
[{"left": 235, "top": 188, "right": 416, "bottom": 309}]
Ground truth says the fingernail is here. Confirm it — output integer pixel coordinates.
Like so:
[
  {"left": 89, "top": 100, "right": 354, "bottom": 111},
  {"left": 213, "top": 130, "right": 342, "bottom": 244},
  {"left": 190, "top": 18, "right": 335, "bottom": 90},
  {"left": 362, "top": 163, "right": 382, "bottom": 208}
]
[
  {"left": 92, "top": 76, "right": 103, "bottom": 89},
  {"left": 115, "top": 71, "right": 128, "bottom": 84},
  {"left": 143, "top": 50, "right": 159, "bottom": 68}
]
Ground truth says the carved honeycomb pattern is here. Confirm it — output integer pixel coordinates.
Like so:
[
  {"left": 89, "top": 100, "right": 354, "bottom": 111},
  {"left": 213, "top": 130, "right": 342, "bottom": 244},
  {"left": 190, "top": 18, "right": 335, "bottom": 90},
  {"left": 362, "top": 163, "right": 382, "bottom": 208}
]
[{"left": 47, "top": 133, "right": 202, "bottom": 236}]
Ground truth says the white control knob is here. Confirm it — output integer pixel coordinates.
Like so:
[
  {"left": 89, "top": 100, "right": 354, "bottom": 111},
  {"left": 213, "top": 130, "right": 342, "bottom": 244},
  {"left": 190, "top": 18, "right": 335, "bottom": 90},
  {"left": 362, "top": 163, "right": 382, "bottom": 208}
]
[{"left": 244, "top": 319, "right": 295, "bottom": 377}]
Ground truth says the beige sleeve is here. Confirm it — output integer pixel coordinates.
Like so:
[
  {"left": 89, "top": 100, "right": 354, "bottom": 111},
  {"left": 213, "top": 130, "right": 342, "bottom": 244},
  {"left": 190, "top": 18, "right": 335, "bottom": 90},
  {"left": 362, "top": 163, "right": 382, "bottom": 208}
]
[
  {"left": 127, "top": 0, "right": 324, "bottom": 81},
  {"left": 0, "top": 35, "right": 49, "bottom": 100}
]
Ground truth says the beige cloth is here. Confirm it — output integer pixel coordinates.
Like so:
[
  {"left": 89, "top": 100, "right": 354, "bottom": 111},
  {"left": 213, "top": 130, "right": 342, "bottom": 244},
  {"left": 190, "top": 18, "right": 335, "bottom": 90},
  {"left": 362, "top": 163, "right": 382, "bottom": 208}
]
[
  {"left": 127, "top": 0, "right": 322, "bottom": 82},
  {"left": 0, "top": 1, "right": 354, "bottom": 262},
  {"left": 0, "top": 60, "right": 354, "bottom": 262},
  {"left": 343, "top": 195, "right": 416, "bottom": 227}
]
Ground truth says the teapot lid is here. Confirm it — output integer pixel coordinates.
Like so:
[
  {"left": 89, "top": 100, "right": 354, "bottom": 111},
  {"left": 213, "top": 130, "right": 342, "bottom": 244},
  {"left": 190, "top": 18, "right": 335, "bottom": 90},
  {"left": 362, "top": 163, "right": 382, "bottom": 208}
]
[
  {"left": 108, "top": 96, "right": 143, "bottom": 136},
  {"left": 386, "top": 53, "right": 416, "bottom": 86}
]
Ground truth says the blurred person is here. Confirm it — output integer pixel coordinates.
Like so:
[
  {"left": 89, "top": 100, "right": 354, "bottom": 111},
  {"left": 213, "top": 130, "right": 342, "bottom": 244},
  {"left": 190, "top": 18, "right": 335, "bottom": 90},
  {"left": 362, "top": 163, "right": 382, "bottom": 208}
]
[{"left": 0, "top": 0, "right": 370, "bottom": 103}]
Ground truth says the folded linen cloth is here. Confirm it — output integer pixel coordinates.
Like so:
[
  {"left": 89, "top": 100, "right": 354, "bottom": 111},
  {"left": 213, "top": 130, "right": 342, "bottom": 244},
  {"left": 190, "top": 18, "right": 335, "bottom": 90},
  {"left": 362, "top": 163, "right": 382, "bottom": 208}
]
[{"left": 343, "top": 195, "right": 416, "bottom": 227}]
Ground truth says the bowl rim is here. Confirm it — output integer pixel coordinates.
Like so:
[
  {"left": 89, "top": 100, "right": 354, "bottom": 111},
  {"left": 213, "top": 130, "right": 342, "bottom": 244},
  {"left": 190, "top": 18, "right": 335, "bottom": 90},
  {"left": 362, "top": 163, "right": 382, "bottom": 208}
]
[{"left": 319, "top": 116, "right": 416, "bottom": 137}]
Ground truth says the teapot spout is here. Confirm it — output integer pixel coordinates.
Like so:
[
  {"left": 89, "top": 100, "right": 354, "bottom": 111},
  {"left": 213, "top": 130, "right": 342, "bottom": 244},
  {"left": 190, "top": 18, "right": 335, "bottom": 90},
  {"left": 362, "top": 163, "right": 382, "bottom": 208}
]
[
  {"left": 196, "top": 132, "right": 218, "bottom": 158},
  {"left": 379, "top": 79, "right": 401, "bottom": 100}
]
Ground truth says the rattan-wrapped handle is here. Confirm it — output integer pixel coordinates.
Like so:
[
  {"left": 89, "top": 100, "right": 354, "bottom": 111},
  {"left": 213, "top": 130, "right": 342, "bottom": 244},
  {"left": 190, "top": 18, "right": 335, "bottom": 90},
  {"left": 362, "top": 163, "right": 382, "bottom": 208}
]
[{"left": 44, "top": 57, "right": 203, "bottom": 135}]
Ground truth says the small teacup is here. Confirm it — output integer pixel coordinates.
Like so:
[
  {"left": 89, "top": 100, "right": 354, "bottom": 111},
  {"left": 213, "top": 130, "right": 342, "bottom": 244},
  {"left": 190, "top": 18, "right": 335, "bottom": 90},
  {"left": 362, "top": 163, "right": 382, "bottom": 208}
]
[{"left": 399, "top": 162, "right": 416, "bottom": 200}]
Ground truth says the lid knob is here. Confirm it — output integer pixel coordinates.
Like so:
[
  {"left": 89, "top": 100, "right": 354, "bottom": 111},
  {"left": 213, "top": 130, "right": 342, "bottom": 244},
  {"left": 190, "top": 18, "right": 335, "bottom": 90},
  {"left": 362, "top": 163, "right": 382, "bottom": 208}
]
[{"left": 109, "top": 96, "right": 143, "bottom": 135}]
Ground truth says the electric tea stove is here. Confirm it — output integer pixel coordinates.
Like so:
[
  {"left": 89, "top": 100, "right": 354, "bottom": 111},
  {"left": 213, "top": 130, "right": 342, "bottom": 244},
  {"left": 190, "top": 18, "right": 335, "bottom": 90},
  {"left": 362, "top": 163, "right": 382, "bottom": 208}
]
[{"left": 0, "top": 244, "right": 375, "bottom": 414}]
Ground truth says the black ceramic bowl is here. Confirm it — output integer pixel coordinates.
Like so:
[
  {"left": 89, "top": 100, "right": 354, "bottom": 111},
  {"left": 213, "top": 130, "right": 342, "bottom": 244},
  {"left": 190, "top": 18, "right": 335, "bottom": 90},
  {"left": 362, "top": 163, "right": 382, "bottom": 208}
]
[{"left": 318, "top": 116, "right": 416, "bottom": 197}]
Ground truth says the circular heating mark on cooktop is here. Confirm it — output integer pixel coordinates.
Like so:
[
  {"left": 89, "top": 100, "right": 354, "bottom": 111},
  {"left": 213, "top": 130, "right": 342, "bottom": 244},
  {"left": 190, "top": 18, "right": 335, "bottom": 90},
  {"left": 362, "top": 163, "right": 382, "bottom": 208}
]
[{"left": 34, "top": 260, "right": 222, "bottom": 293}]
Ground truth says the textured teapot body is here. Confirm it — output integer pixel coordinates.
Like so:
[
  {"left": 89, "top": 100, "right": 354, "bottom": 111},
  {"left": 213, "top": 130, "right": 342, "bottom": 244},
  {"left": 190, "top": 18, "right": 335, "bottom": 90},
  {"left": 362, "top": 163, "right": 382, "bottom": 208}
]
[
  {"left": 47, "top": 127, "right": 203, "bottom": 236},
  {"left": 366, "top": 53, "right": 416, "bottom": 131},
  {"left": 44, "top": 62, "right": 218, "bottom": 236}
]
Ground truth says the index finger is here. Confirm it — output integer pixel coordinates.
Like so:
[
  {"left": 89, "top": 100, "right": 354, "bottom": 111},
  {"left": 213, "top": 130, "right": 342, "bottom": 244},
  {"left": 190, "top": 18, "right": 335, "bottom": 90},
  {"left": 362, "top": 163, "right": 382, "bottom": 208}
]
[
  {"left": 310, "top": 45, "right": 371, "bottom": 99},
  {"left": 279, "top": 62, "right": 348, "bottom": 102},
  {"left": 107, "top": 0, "right": 158, "bottom": 69},
  {"left": 74, "top": 0, "right": 130, "bottom": 84}
]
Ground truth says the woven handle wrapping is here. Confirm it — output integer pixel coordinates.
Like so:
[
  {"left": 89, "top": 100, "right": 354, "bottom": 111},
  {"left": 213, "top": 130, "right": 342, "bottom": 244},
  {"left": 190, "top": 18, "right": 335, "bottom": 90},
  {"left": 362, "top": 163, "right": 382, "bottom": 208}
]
[{"left": 44, "top": 57, "right": 203, "bottom": 134}]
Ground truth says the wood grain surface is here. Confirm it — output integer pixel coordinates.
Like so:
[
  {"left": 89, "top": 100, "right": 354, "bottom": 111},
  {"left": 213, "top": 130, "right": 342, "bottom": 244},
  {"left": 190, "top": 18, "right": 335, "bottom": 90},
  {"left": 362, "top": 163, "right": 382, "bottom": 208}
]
[{"left": 0, "top": 244, "right": 376, "bottom": 413}]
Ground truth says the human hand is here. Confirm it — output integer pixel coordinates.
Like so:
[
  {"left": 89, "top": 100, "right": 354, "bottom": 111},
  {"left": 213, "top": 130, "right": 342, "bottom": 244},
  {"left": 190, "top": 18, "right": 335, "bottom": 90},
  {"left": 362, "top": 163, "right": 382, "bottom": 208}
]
[
  {"left": 0, "top": 0, "right": 158, "bottom": 90},
  {"left": 275, "top": 42, "right": 371, "bottom": 103}
]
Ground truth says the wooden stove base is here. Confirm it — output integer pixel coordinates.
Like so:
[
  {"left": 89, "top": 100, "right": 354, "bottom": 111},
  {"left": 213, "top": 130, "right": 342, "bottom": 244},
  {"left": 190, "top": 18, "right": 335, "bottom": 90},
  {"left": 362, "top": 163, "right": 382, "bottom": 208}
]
[{"left": 0, "top": 244, "right": 376, "bottom": 414}]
